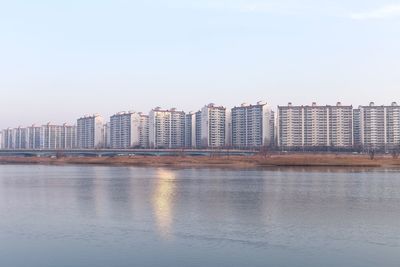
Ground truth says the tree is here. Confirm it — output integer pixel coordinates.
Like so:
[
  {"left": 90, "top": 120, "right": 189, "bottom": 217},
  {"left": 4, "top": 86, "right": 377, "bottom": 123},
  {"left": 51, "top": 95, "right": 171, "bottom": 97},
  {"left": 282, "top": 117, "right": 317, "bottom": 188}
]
[
  {"left": 392, "top": 145, "right": 400, "bottom": 159},
  {"left": 55, "top": 150, "right": 65, "bottom": 159},
  {"left": 369, "top": 149, "right": 375, "bottom": 160},
  {"left": 260, "top": 145, "right": 269, "bottom": 158}
]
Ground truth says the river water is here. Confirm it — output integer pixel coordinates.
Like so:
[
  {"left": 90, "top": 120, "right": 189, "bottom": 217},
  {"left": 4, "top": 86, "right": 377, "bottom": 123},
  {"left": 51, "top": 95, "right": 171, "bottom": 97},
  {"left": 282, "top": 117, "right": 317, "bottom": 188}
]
[{"left": 0, "top": 165, "right": 399, "bottom": 267}]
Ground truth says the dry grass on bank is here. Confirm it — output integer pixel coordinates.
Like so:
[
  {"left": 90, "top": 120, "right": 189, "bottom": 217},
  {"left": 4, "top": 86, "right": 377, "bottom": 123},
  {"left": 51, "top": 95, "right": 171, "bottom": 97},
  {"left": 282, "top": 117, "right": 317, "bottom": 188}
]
[{"left": 1, "top": 154, "right": 400, "bottom": 168}]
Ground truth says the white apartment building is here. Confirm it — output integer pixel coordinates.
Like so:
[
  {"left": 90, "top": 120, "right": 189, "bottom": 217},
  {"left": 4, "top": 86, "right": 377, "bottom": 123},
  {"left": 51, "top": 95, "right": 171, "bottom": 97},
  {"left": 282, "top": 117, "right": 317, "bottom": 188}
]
[
  {"left": 386, "top": 103, "right": 400, "bottom": 148},
  {"left": 103, "top": 123, "right": 111, "bottom": 148},
  {"left": 40, "top": 123, "right": 63, "bottom": 150},
  {"left": 28, "top": 125, "right": 42, "bottom": 149},
  {"left": 231, "top": 102, "right": 274, "bottom": 148},
  {"left": 277, "top": 102, "right": 353, "bottom": 149},
  {"left": 139, "top": 113, "right": 149, "bottom": 148},
  {"left": 328, "top": 103, "right": 353, "bottom": 147},
  {"left": 61, "top": 124, "right": 77, "bottom": 149},
  {"left": 195, "top": 104, "right": 227, "bottom": 148},
  {"left": 359, "top": 102, "right": 400, "bottom": 150},
  {"left": 0, "top": 124, "right": 76, "bottom": 150},
  {"left": 277, "top": 103, "right": 305, "bottom": 147},
  {"left": 2, "top": 128, "right": 14, "bottom": 149},
  {"left": 185, "top": 112, "right": 196, "bottom": 148},
  {"left": 1, "top": 128, "right": 23, "bottom": 149},
  {"left": 110, "top": 111, "right": 142, "bottom": 149},
  {"left": 13, "top": 127, "right": 28, "bottom": 149},
  {"left": 148, "top": 108, "right": 185, "bottom": 148},
  {"left": 77, "top": 115, "right": 105, "bottom": 149},
  {"left": 109, "top": 111, "right": 149, "bottom": 149},
  {"left": 353, "top": 109, "right": 361, "bottom": 147}
]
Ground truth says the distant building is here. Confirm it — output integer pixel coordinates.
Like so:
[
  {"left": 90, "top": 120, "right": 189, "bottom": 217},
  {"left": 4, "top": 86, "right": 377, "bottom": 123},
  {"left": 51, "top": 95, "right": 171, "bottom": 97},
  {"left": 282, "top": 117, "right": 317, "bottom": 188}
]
[
  {"left": 277, "top": 103, "right": 304, "bottom": 148},
  {"left": 61, "top": 124, "right": 77, "bottom": 149},
  {"left": 359, "top": 102, "right": 400, "bottom": 150},
  {"left": 353, "top": 109, "right": 361, "bottom": 148},
  {"left": 27, "top": 125, "right": 42, "bottom": 149},
  {"left": 77, "top": 115, "right": 105, "bottom": 149},
  {"left": 385, "top": 103, "right": 400, "bottom": 148},
  {"left": 195, "top": 111, "right": 202, "bottom": 148},
  {"left": 13, "top": 127, "right": 28, "bottom": 149},
  {"left": 139, "top": 113, "right": 149, "bottom": 148},
  {"left": 149, "top": 108, "right": 185, "bottom": 148},
  {"left": 185, "top": 112, "right": 196, "bottom": 148},
  {"left": 2, "top": 128, "right": 14, "bottom": 149},
  {"left": 109, "top": 111, "right": 148, "bottom": 149},
  {"left": 277, "top": 102, "right": 353, "bottom": 149},
  {"left": 231, "top": 102, "right": 274, "bottom": 148},
  {"left": 110, "top": 111, "right": 142, "bottom": 149},
  {"left": 328, "top": 103, "right": 353, "bottom": 147},
  {"left": 40, "top": 123, "right": 63, "bottom": 150},
  {"left": 195, "top": 104, "right": 227, "bottom": 148},
  {"left": 103, "top": 122, "right": 111, "bottom": 148},
  {"left": 226, "top": 109, "right": 232, "bottom": 147}
]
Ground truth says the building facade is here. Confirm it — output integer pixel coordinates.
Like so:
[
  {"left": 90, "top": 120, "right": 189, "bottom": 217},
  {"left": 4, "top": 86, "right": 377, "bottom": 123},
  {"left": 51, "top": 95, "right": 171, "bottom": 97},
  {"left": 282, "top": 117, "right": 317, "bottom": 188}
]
[
  {"left": 148, "top": 108, "right": 185, "bottom": 148},
  {"left": 40, "top": 123, "right": 63, "bottom": 150},
  {"left": 195, "top": 104, "right": 227, "bottom": 148},
  {"left": 185, "top": 112, "right": 196, "bottom": 148},
  {"left": 61, "top": 124, "right": 77, "bottom": 149},
  {"left": 277, "top": 102, "right": 353, "bottom": 149},
  {"left": 359, "top": 102, "right": 400, "bottom": 150},
  {"left": 139, "top": 113, "right": 149, "bottom": 148},
  {"left": 353, "top": 109, "right": 361, "bottom": 148},
  {"left": 110, "top": 111, "right": 142, "bottom": 149},
  {"left": 231, "top": 102, "right": 274, "bottom": 148},
  {"left": 27, "top": 125, "right": 42, "bottom": 149},
  {"left": 77, "top": 115, "right": 105, "bottom": 149},
  {"left": 13, "top": 127, "right": 28, "bottom": 149}
]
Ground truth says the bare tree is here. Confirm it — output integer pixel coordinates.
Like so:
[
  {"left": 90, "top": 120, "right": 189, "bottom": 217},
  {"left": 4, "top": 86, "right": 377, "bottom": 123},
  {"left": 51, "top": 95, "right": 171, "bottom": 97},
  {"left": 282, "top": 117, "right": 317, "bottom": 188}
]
[
  {"left": 260, "top": 145, "right": 269, "bottom": 158},
  {"left": 55, "top": 150, "right": 65, "bottom": 159},
  {"left": 392, "top": 145, "right": 400, "bottom": 159},
  {"left": 369, "top": 149, "right": 375, "bottom": 160}
]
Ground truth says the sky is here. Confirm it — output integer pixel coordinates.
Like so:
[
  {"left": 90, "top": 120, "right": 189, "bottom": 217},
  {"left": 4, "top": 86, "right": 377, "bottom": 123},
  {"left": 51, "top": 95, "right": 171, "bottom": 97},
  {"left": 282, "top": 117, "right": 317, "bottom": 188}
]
[{"left": 1, "top": 0, "right": 400, "bottom": 128}]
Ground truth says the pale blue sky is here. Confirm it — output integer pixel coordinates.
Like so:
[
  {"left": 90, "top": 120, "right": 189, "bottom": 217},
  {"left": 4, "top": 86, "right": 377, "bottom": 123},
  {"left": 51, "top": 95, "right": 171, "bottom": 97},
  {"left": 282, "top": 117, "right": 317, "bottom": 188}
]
[{"left": 1, "top": 0, "right": 400, "bottom": 127}]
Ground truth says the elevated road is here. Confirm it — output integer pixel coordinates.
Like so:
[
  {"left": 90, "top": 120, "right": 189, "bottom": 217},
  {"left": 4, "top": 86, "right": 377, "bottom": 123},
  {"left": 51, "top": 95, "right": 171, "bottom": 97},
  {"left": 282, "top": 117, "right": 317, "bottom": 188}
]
[{"left": 0, "top": 149, "right": 258, "bottom": 157}]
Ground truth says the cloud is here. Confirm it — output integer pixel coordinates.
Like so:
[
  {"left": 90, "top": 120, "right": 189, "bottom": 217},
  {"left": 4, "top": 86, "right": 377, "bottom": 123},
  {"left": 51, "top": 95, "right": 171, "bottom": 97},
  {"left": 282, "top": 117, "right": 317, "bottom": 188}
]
[{"left": 350, "top": 4, "right": 400, "bottom": 20}]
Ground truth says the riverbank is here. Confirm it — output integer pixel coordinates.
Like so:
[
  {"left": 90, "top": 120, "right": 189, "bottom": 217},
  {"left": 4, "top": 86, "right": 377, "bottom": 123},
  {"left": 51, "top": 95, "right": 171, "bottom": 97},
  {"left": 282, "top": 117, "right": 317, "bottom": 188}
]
[{"left": 0, "top": 154, "right": 399, "bottom": 168}]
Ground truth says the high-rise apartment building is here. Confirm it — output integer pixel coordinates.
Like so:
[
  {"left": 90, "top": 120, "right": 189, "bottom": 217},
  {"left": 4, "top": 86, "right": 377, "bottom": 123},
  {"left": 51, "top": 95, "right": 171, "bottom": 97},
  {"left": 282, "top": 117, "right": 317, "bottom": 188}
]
[
  {"left": 40, "top": 123, "right": 63, "bottom": 150},
  {"left": 195, "top": 104, "right": 227, "bottom": 148},
  {"left": 353, "top": 109, "right": 361, "bottom": 147},
  {"left": 139, "top": 113, "right": 149, "bottom": 148},
  {"left": 2, "top": 128, "right": 14, "bottom": 149},
  {"left": 359, "top": 102, "right": 400, "bottom": 150},
  {"left": 328, "top": 103, "right": 353, "bottom": 147},
  {"left": 27, "top": 125, "right": 42, "bottom": 149},
  {"left": 185, "top": 112, "right": 196, "bottom": 148},
  {"left": 61, "top": 124, "right": 77, "bottom": 149},
  {"left": 77, "top": 115, "right": 105, "bottom": 149},
  {"left": 148, "top": 108, "right": 185, "bottom": 148},
  {"left": 103, "top": 123, "right": 111, "bottom": 148},
  {"left": 110, "top": 111, "right": 142, "bottom": 149},
  {"left": 231, "top": 102, "right": 274, "bottom": 148},
  {"left": 385, "top": 103, "right": 400, "bottom": 148},
  {"left": 277, "top": 102, "right": 353, "bottom": 149},
  {"left": 13, "top": 127, "right": 28, "bottom": 149}
]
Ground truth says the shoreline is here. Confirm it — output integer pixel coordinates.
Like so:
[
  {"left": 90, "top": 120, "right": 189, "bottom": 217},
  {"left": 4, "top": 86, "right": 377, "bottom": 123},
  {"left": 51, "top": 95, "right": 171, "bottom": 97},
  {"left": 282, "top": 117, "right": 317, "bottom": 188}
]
[{"left": 0, "top": 154, "right": 399, "bottom": 169}]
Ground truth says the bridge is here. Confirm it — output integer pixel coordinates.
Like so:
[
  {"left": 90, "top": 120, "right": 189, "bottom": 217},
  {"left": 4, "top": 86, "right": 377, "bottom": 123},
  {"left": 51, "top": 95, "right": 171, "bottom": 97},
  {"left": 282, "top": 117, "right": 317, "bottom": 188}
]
[{"left": 0, "top": 149, "right": 258, "bottom": 158}]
